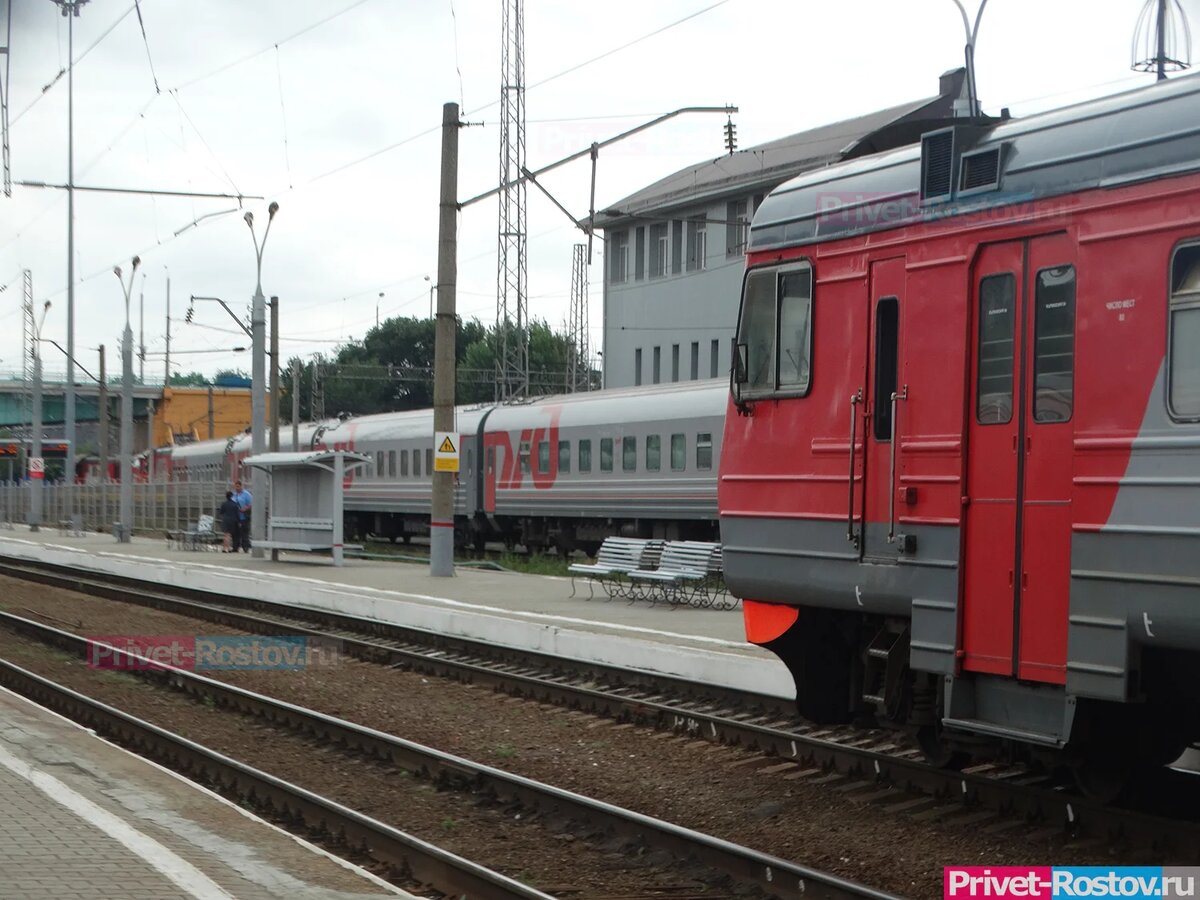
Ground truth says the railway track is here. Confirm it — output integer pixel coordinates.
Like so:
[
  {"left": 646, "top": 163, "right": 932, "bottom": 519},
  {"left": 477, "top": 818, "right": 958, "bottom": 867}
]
[
  {"left": 2, "top": 557, "right": 1199, "bottom": 857},
  {"left": 0, "top": 609, "right": 889, "bottom": 900}
]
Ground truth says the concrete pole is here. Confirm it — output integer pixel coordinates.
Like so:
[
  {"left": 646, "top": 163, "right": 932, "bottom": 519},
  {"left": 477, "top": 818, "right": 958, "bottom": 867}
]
[
  {"left": 269, "top": 297, "right": 280, "bottom": 453},
  {"left": 291, "top": 360, "right": 300, "bottom": 450},
  {"left": 430, "top": 101, "right": 459, "bottom": 577},
  {"left": 164, "top": 274, "right": 171, "bottom": 384},
  {"left": 251, "top": 278, "right": 265, "bottom": 558},
  {"left": 98, "top": 345, "right": 108, "bottom": 524},
  {"left": 64, "top": 6, "right": 77, "bottom": 475},
  {"left": 119, "top": 318, "right": 134, "bottom": 542},
  {"left": 30, "top": 351, "right": 43, "bottom": 532}
]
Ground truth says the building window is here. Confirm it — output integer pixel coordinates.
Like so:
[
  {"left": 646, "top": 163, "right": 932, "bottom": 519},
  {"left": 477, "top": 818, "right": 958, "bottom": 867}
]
[
  {"left": 1033, "top": 266, "right": 1076, "bottom": 423},
  {"left": 652, "top": 346, "right": 661, "bottom": 384},
  {"left": 672, "top": 221, "right": 683, "bottom": 274},
  {"left": 609, "top": 230, "right": 628, "bottom": 284},
  {"left": 686, "top": 217, "right": 707, "bottom": 271},
  {"left": 726, "top": 199, "right": 749, "bottom": 257},
  {"left": 671, "top": 344, "right": 680, "bottom": 382},
  {"left": 690, "top": 342, "right": 699, "bottom": 380},
  {"left": 634, "top": 226, "right": 645, "bottom": 280},
  {"left": 1170, "top": 244, "right": 1200, "bottom": 419},
  {"left": 634, "top": 348, "right": 643, "bottom": 386},
  {"left": 622, "top": 436, "right": 637, "bottom": 472},
  {"left": 600, "top": 437, "right": 613, "bottom": 472},
  {"left": 670, "top": 434, "right": 686, "bottom": 470},
  {"left": 537, "top": 439, "right": 550, "bottom": 474},
  {"left": 579, "top": 439, "right": 592, "bottom": 472},
  {"left": 711, "top": 339, "right": 720, "bottom": 378},
  {"left": 558, "top": 440, "right": 571, "bottom": 474},
  {"left": 977, "top": 273, "right": 1016, "bottom": 425},
  {"left": 649, "top": 223, "right": 668, "bottom": 278},
  {"left": 646, "top": 435, "right": 661, "bottom": 471},
  {"left": 696, "top": 433, "right": 713, "bottom": 470}
]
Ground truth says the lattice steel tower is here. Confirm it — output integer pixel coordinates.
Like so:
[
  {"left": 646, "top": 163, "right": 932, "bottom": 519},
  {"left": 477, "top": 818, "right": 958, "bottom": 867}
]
[
  {"left": 567, "top": 244, "right": 590, "bottom": 392},
  {"left": 1, "top": 0, "right": 11, "bottom": 196},
  {"left": 495, "top": 0, "right": 528, "bottom": 400}
]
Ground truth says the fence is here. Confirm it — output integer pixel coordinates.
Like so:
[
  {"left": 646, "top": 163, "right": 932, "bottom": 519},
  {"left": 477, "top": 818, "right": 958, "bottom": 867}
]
[{"left": 0, "top": 479, "right": 228, "bottom": 536}]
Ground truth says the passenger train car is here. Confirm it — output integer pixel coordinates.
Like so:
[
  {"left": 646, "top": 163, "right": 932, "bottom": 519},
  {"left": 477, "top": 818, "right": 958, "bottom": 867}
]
[
  {"left": 720, "top": 72, "right": 1200, "bottom": 786},
  {"left": 160, "top": 380, "right": 726, "bottom": 553}
]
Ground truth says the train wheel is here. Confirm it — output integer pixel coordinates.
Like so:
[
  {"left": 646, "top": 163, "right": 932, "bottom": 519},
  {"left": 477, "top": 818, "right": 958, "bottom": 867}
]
[
  {"left": 914, "top": 723, "right": 968, "bottom": 770},
  {"left": 1068, "top": 755, "right": 1130, "bottom": 804}
]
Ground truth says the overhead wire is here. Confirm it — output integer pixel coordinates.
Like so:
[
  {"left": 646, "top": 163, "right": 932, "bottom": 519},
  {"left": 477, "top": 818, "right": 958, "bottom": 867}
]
[
  {"left": 131, "top": 0, "right": 160, "bottom": 94},
  {"left": 274, "top": 46, "right": 293, "bottom": 190}
]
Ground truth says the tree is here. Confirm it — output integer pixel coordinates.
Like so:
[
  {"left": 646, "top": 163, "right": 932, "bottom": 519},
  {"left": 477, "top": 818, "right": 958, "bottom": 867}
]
[
  {"left": 169, "top": 371, "right": 208, "bottom": 387},
  {"left": 457, "top": 319, "right": 582, "bottom": 403}
]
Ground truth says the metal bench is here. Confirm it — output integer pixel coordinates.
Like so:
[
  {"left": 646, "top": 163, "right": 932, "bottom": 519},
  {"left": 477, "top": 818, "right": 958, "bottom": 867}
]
[
  {"left": 568, "top": 537, "right": 665, "bottom": 600},
  {"left": 627, "top": 541, "right": 730, "bottom": 608},
  {"left": 166, "top": 514, "right": 222, "bottom": 551}
]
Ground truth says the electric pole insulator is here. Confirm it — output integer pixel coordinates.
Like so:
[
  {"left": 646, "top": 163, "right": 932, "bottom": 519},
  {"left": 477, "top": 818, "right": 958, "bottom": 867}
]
[{"left": 724, "top": 117, "right": 737, "bottom": 155}]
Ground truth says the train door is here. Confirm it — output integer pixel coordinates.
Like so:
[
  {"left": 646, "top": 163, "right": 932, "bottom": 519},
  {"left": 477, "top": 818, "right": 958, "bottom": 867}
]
[
  {"left": 962, "top": 235, "right": 1075, "bottom": 683},
  {"left": 861, "top": 257, "right": 905, "bottom": 560}
]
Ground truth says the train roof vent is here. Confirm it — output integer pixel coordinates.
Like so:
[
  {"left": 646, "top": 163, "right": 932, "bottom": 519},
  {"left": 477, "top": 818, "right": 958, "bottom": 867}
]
[
  {"left": 959, "top": 145, "right": 1003, "bottom": 194},
  {"left": 920, "top": 128, "right": 955, "bottom": 204}
]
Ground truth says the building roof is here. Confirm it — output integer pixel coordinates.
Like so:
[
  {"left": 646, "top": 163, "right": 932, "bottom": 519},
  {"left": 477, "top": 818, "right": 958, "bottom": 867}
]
[{"left": 594, "top": 70, "right": 966, "bottom": 229}]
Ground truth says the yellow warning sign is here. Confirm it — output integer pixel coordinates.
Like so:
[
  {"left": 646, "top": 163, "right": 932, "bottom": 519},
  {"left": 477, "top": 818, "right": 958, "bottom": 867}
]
[{"left": 434, "top": 431, "right": 460, "bottom": 473}]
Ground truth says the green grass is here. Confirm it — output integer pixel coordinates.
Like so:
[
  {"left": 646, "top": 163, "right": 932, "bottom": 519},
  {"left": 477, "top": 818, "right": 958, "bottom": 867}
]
[{"left": 492, "top": 743, "right": 517, "bottom": 759}]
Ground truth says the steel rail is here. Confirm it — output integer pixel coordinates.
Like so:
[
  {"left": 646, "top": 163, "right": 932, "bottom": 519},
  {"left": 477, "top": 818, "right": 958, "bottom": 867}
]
[
  {"left": 0, "top": 610, "right": 893, "bottom": 900},
  {"left": 0, "top": 656, "right": 553, "bottom": 900},
  {"left": 2, "top": 558, "right": 1199, "bottom": 855}
]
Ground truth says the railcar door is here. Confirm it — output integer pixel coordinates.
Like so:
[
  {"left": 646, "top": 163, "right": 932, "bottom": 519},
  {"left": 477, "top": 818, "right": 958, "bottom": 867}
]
[
  {"left": 962, "top": 235, "right": 1075, "bottom": 683},
  {"left": 861, "top": 257, "right": 906, "bottom": 560}
]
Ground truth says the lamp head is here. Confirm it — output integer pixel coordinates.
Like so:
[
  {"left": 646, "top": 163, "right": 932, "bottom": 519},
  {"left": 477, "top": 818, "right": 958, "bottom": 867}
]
[
  {"left": 43, "top": 301, "right": 51, "bottom": 312},
  {"left": 244, "top": 211, "right": 254, "bottom": 228},
  {"left": 132, "top": 256, "right": 141, "bottom": 270},
  {"left": 267, "top": 201, "right": 279, "bottom": 219},
  {"left": 424, "top": 275, "right": 431, "bottom": 283},
  {"left": 113, "top": 266, "right": 122, "bottom": 279}
]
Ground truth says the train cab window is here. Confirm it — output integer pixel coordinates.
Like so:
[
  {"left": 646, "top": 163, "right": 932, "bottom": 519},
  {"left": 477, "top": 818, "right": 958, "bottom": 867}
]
[
  {"left": 425, "top": 448, "right": 433, "bottom": 475},
  {"left": 737, "top": 270, "right": 776, "bottom": 390},
  {"left": 977, "top": 274, "right": 1016, "bottom": 425},
  {"left": 670, "top": 434, "right": 686, "bottom": 471},
  {"left": 401, "top": 450, "right": 409, "bottom": 477},
  {"left": 519, "top": 440, "right": 531, "bottom": 474},
  {"left": 388, "top": 451, "right": 397, "bottom": 478},
  {"left": 579, "top": 439, "right": 592, "bottom": 472},
  {"left": 1169, "top": 244, "right": 1200, "bottom": 419},
  {"left": 778, "top": 269, "right": 813, "bottom": 392},
  {"left": 622, "top": 437, "right": 637, "bottom": 472},
  {"left": 696, "top": 433, "right": 713, "bottom": 470},
  {"left": 646, "top": 435, "right": 661, "bottom": 471},
  {"left": 872, "top": 297, "right": 899, "bottom": 441},
  {"left": 600, "top": 438, "right": 613, "bottom": 472},
  {"left": 537, "top": 440, "right": 550, "bottom": 474},
  {"left": 1033, "top": 266, "right": 1076, "bottom": 423},
  {"left": 558, "top": 440, "right": 571, "bottom": 474},
  {"left": 376, "top": 451, "right": 384, "bottom": 478}
]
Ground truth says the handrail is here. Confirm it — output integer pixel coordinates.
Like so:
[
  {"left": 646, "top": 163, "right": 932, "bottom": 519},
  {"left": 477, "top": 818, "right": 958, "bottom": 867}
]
[
  {"left": 887, "top": 384, "right": 909, "bottom": 542},
  {"left": 847, "top": 390, "right": 862, "bottom": 545}
]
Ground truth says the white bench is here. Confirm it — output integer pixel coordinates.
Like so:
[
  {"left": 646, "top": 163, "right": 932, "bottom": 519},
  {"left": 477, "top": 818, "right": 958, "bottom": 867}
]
[
  {"left": 627, "top": 541, "right": 729, "bottom": 608},
  {"left": 166, "top": 514, "right": 222, "bottom": 551},
  {"left": 568, "top": 537, "right": 665, "bottom": 601}
]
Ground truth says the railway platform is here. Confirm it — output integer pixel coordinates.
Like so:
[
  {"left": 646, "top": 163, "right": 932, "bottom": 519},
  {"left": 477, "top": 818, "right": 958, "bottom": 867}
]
[
  {"left": 0, "top": 527, "right": 793, "bottom": 698},
  {"left": 0, "top": 684, "right": 408, "bottom": 899}
]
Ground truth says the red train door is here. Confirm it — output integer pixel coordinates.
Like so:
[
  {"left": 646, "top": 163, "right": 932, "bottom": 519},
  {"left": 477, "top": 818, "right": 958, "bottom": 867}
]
[
  {"left": 962, "top": 235, "right": 1075, "bottom": 684},
  {"left": 862, "top": 257, "right": 905, "bottom": 560}
]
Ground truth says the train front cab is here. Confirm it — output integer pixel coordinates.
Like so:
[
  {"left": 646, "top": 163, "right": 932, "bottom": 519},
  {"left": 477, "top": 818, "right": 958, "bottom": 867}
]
[{"left": 721, "top": 197, "right": 1200, "bottom": 785}]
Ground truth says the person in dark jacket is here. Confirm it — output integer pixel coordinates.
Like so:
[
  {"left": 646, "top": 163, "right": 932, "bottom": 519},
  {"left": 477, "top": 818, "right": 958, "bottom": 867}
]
[{"left": 218, "top": 491, "right": 240, "bottom": 553}]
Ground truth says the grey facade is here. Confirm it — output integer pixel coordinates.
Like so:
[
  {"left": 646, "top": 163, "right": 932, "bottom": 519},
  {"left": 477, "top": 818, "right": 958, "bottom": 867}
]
[{"left": 595, "top": 70, "right": 967, "bottom": 389}]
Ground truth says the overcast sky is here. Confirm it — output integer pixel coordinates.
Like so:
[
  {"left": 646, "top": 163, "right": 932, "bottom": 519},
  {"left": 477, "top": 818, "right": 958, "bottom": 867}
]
[{"left": 2, "top": 0, "right": 1194, "bottom": 381}]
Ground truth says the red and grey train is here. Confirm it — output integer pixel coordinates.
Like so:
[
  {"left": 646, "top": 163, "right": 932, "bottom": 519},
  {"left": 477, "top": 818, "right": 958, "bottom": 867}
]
[{"left": 721, "top": 72, "right": 1200, "bottom": 782}]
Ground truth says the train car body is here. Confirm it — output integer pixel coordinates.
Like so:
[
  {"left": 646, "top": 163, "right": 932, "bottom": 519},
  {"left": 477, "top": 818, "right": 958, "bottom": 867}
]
[{"left": 720, "top": 73, "right": 1200, "bottom": 779}]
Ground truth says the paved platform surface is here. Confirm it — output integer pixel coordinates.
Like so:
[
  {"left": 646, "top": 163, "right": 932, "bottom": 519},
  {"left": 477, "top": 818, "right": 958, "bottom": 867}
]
[
  {"left": 0, "top": 527, "right": 793, "bottom": 698},
  {"left": 0, "top": 686, "right": 409, "bottom": 899}
]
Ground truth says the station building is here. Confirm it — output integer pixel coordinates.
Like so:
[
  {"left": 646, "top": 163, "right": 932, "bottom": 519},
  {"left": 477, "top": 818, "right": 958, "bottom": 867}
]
[{"left": 593, "top": 69, "right": 968, "bottom": 389}]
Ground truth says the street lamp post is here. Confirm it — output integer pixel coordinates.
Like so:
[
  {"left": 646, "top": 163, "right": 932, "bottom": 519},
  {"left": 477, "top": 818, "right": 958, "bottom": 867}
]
[
  {"left": 245, "top": 202, "right": 279, "bottom": 560},
  {"left": 29, "top": 301, "right": 51, "bottom": 532},
  {"left": 424, "top": 275, "right": 437, "bottom": 319},
  {"left": 113, "top": 256, "right": 140, "bottom": 542}
]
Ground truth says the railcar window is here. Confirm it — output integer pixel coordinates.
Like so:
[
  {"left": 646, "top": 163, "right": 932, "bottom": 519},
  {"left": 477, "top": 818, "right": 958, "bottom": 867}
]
[
  {"left": 646, "top": 435, "right": 661, "bottom": 471},
  {"left": 738, "top": 270, "right": 776, "bottom": 390},
  {"left": 1169, "top": 244, "right": 1200, "bottom": 419},
  {"left": 558, "top": 440, "right": 570, "bottom": 474},
  {"left": 401, "top": 450, "right": 409, "bottom": 477},
  {"left": 872, "top": 297, "right": 899, "bottom": 440},
  {"left": 579, "top": 439, "right": 592, "bottom": 472},
  {"left": 600, "top": 438, "right": 613, "bottom": 472},
  {"left": 518, "top": 440, "right": 530, "bottom": 475},
  {"left": 1033, "top": 266, "right": 1076, "bottom": 423},
  {"left": 671, "top": 434, "right": 686, "bottom": 471},
  {"left": 977, "top": 274, "right": 1017, "bottom": 425},
  {"left": 388, "top": 451, "right": 396, "bottom": 478},
  {"left": 537, "top": 440, "right": 550, "bottom": 474},
  {"left": 623, "top": 437, "right": 637, "bottom": 472},
  {"left": 778, "top": 269, "right": 814, "bottom": 392},
  {"left": 376, "top": 451, "right": 384, "bottom": 478},
  {"left": 425, "top": 448, "right": 433, "bottom": 475},
  {"left": 413, "top": 449, "right": 421, "bottom": 477},
  {"left": 696, "top": 433, "right": 713, "bottom": 470}
]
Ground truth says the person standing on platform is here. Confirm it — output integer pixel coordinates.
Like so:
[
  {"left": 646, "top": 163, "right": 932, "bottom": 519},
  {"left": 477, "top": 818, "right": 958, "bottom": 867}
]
[
  {"left": 218, "top": 491, "right": 240, "bottom": 553},
  {"left": 232, "top": 479, "right": 253, "bottom": 552}
]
